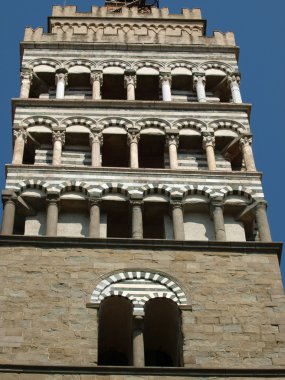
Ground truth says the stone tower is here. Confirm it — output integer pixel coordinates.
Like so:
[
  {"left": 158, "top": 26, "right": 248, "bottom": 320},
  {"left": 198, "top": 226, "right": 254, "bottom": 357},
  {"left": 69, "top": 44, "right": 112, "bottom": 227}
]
[{"left": 0, "top": 2, "right": 285, "bottom": 379}]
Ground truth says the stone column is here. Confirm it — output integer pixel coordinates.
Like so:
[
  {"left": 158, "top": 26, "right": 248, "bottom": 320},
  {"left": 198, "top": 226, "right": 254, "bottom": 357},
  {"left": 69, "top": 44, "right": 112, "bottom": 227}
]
[
  {"left": 171, "top": 201, "right": 185, "bottom": 240},
  {"left": 89, "top": 198, "right": 101, "bottom": 238},
  {"left": 1, "top": 191, "right": 17, "bottom": 235},
  {"left": 128, "top": 130, "right": 140, "bottom": 169},
  {"left": 239, "top": 136, "right": 256, "bottom": 171},
  {"left": 20, "top": 67, "right": 33, "bottom": 99},
  {"left": 89, "top": 130, "right": 103, "bottom": 167},
  {"left": 52, "top": 131, "right": 65, "bottom": 166},
  {"left": 12, "top": 130, "right": 27, "bottom": 164},
  {"left": 211, "top": 199, "right": 226, "bottom": 241},
  {"left": 55, "top": 69, "right": 68, "bottom": 99},
  {"left": 193, "top": 72, "right": 207, "bottom": 102},
  {"left": 159, "top": 71, "right": 172, "bottom": 101},
  {"left": 124, "top": 70, "right": 136, "bottom": 101},
  {"left": 132, "top": 315, "right": 144, "bottom": 367},
  {"left": 131, "top": 200, "right": 143, "bottom": 239},
  {"left": 46, "top": 194, "right": 59, "bottom": 237},
  {"left": 227, "top": 72, "right": 242, "bottom": 103},
  {"left": 166, "top": 134, "right": 179, "bottom": 169},
  {"left": 203, "top": 133, "right": 216, "bottom": 171},
  {"left": 90, "top": 69, "right": 103, "bottom": 100},
  {"left": 255, "top": 201, "right": 272, "bottom": 242}
]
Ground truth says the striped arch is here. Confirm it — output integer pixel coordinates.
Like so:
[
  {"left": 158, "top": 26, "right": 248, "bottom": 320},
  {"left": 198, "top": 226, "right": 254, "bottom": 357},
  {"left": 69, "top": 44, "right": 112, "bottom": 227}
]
[
  {"left": 181, "top": 185, "right": 213, "bottom": 199},
  {"left": 59, "top": 116, "right": 97, "bottom": 130},
  {"left": 56, "top": 181, "right": 93, "bottom": 197},
  {"left": 166, "top": 60, "right": 197, "bottom": 72},
  {"left": 91, "top": 270, "right": 188, "bottom": 312},
  {"left": 27, "top": 58, "right": 62, "bottom": 71},
  {"left": 218, "top": 186, "right": 254, "bottom": 202},
  {"left": 132, "top": 60, "right": 164, "bottom": 71},
  {"left": 64, "top": 59, "right": 94, "bottom": 71},
  {"left": 209, "top": 119, "right": 246, "bottom": 134},
  {"left": 20, "top": 116, "right": 59, "bottom": 130},
  {"left": 199, "top": 61, "right": 234, "bottom": 74},
  {"left": 98, "top": 117, "right": 133, "bottom": 130},
  {"left": 141, "top": 184, "right": 172, "bottom": 198},
  {"left": 98, "top": 59, "right": 131, "bottom": 70},
  {"left": 173, "top": 118, "right": 207, "bottom": 133},
  {"left": 95, "top": 183, "right": 130, "bottom": 198},
  {"left": 15, "top": 180, "right": 49, "bottom": 195},
  {"left": 136, "top": 118, "right": 171, "bottom": 131}
]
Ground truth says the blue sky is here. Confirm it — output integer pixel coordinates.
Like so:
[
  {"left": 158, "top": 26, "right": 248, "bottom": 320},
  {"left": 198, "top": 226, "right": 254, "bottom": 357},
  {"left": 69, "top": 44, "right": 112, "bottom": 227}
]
[{"left": 0, "top": 0, "right": 284, "bottom": 283}]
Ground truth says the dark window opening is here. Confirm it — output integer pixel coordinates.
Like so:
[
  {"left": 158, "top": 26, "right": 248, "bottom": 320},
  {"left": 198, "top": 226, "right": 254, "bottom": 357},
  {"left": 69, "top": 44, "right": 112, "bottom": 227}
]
[
  {"left": 104, "top": 200, "right": 130, "bottom": 238},
  {"left": 143, "top": 202, "right": 167, "bottom": 239},
  {"left": 102, "top": 134, "right": 129, "bottom": 167},
  {"left": 139, "top": 135, "right": 165, "bottom": 168},
  {"left": 206, "top": 75, "right": 231, "bottom": 103},
  {"left": 136, "top": 75, "right": 159, "bottom": 101},
  {"left": 102, "top": 74, "right": 125, "bottom": 100},
  {"left": 171, "top": 75, "right": 193, "bottom": 102}
]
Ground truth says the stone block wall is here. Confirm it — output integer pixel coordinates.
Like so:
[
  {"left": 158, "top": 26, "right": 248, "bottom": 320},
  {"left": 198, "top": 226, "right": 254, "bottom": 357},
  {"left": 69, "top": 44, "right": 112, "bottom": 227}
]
[{"left": 0, "top": 241, "right": 284, "bottom": 368}]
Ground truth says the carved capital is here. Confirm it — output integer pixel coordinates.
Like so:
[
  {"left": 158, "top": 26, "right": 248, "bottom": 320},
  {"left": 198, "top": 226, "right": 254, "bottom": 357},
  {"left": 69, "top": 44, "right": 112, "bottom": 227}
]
[
  {"left": 227, "top": 72, "right": 241, "bottom": 86},
  {"left": 13, "top": 129, "right": 27, "bottom": 143},
  {"left": 193, "top": 72, "right": 206, "bottom": 88},
  {"left": 89, "top": 131, "right": 103, "bottom": 146},
  {"left": 90, "top": 70, "right": 103, "bottom": 86},
  {"left": 46, "top": 192, "right": 60, "bottom": 205},
  {"left": 89, "top": 197, "right": 101, "bottom": 208},
  {"left": 255, "top": 200, "right": 268, "bottom": 212},
  {"left": 159, "top": 71, "right": 172, "bottom": 87},
  {"left": 203, "top": 133, "right": 215, "bottom": 149},
  {"left": 171, "top": 201, "right": 183, "bottom": 210},
  {"left": 211, "top": 197, "right": 224, "bottom": 211},
  {"left": 239, "top": 136, "right": 252, "bottom": 149},
  {"left": 52, "top": 131, "right": 65, "bottom": 145},
  {"left": 124, "top": 74, "right": 137, "bottom": 88},
  {"left": 2, "top": 190, "right": 17, "bottom": 205},
  {"left": 127, "top": 131, "right": 140, "bottom": 145},
  {"left": 55, "top": 69, "right": 68, "bottom": 86},
  {"left": 20, "top": 67, "right": 33, "bottom": 83},
  {"left": 130, "top": 200, "right": 143, "bottom": 208},
  {"left": 166, "top": 134, "right": 179, "bottom": 147}
]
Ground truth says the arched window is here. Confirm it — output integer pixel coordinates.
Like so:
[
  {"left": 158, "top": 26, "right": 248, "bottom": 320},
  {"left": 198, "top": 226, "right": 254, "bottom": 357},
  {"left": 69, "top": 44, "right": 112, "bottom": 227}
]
[
  {"left": 144, "top": 298, "right": 182, "bottom": 367},
  {"left": 98, "top": 296, "right": 133, "bottom": 366}
]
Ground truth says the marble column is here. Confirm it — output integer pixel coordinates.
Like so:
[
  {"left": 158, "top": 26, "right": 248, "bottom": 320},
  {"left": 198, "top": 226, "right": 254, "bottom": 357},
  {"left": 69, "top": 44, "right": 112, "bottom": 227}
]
[
  {"left": 227, "top": 72, "right": 242, "bottom": 103},
  {"left": 131, "top": 200, "right": 143, "bottom": 239},
  {"left": 159, "top": 71, "right": 172, "bottom": 101},
  {"left": 90, "top": 69, "right": 103, "bottom": 100},
  {"left": 46, "top": 194, "right": 59, "bottom": 237},
  {"left": 12, "top": 130, "right": 27, "bottom": 164},
  {"left": 255, "top": 201, "right": 272, "bottom": 242},
  {"left": 193, "top": 72, "right": 207, "bottom": 102},
  {"left": 171, "top": 201, "right": 185, "bottom": 240},
  {"left": 89, "top": 198, "right": 101, "bottom": 238},
  {"left": 1, "top": 192, "right": 17, "bottom": 235},
  {"left": 132, "top": 315, "right": 144, "bottom": 367},
  {"left": 52, "top": 131, "right": 65, "bottom": 166},
  {"left": 166, "top": 134, "right": 179, "bottom": 169},
  {"left": 124, "top": 70, "right": 136, "bottom": 101},
  {"left": 211, "top": 199, "right": 226, "bottom": 241},
  {"left": 89, "top": 131, "right": 103, "bottom": 167},
  {"left": 55, "top": 69, "right": 68, "bottom": 99},
  {"left": 239, "top": 136, "right": 256, "bottom": 171},
  {"left": 203, "top": 133, "right": 216, "bottom": 170},
  {"left": 128, "top": 131, "right": 140, "bottom": 169},
  {"left": 20, "top": 68, "right": 33, "bottom": 99}
]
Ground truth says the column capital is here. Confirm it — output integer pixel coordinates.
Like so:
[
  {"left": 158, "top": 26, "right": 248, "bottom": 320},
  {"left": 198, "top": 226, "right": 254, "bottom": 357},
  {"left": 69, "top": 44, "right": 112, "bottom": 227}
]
[
  {"left": 124, "top": 70, "right": 137, "bottom": 88},
  {"left": 159, "top": 71, "right": 172, "bottom": 87},
  {"left": 127, "top": 129, "right": 140, "bottom": 145},
  {"left": 166, "top": 133, "right": 179, "bottom": 148},
  {"left": 227, "top": 71, "right": 241, "bottom": 85},
  {"left": 52, "top": 130, "right": 65, "bottom": 145},
  {"left": 2, "top": 190, "right": 17, "bottom": 204},
  {"left": 130, "top": 199, "right": 144, "bottom": 208},
  {"left": 193, "top": 71, "right": 206, "bottom": 85},
  {"left": 170, "top": 200, "right": 183, "bottom": 210},
  {"left": 89, "top": 130, "right": 103, "bottom": 146},
  {"left": 239, "top": 135, "right": 253, "bottom": 148},
  {"left": 211, "top": 197, "right": 224, "bottom": 210},
  {"left": 13, "top": 129, "right": 27, "bottom": 143},
  {"left": 55, "top": 68, "right": 68, "bottom": 85},
  {"left": 90, "top": 69, "right": 103, "bottom": 86},
  {"left": 46, "top": 192, "right": 60, "bottom": 204},
  {"left": 20, "top": 67, "right": 33, "bottom": 82},
  {"left": 255, "top": 200, "right": 268, "bottom": 210},
  {"left": 89, "top": 197, "right": 102, "bottom": 208},
  {"left": 202, "top": 133, "right": 215, "bottom": 149}
]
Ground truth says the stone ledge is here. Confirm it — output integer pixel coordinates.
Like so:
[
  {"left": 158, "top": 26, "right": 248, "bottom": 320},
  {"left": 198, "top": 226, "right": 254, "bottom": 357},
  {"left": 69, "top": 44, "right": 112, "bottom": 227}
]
[
  {"left": 0, "top": 235, "right": 282, "bottom": 258},
  {"left": 0, "top": 364, "right": 285, "bottom": 376}
]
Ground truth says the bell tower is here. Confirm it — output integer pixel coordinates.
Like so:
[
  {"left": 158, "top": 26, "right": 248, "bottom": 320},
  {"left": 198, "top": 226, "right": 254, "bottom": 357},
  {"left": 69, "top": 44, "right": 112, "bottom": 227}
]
[{"left": 0, "top": 1, "right": 284, "bottom": 378}]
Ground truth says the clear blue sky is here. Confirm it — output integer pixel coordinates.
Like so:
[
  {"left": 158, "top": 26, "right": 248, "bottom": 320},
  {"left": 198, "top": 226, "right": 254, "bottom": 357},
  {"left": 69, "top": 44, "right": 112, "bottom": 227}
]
[{"left": 0, "top": 0, "right": 284, "bottom": 284}]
